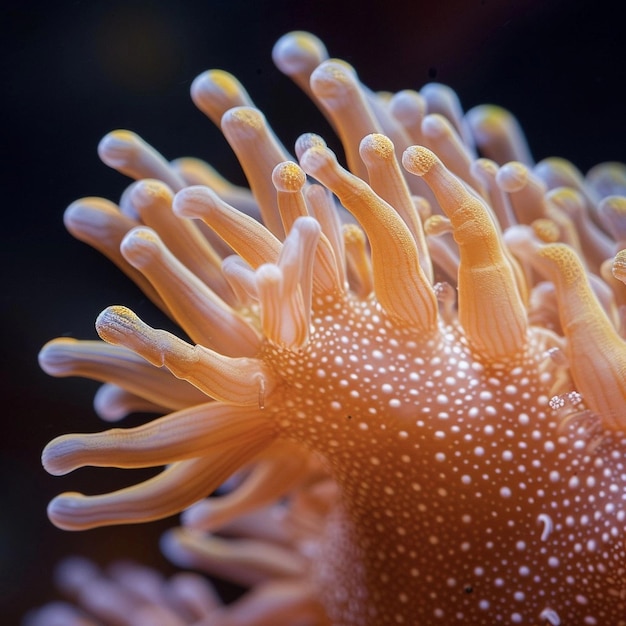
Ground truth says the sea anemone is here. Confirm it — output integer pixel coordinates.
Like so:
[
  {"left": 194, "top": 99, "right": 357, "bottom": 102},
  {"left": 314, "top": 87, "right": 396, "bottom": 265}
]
[{"left": 33, "top": 31, "right": 625, "bottom": 625}]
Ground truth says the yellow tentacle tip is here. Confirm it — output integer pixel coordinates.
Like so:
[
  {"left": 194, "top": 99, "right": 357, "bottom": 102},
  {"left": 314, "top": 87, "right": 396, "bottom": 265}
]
[
  {"left": 222, "top": 106, "right": 265, "bottom": 133},
  {"left": 272, "top": 161, "right": 307, "bottom": 193},
  {"left": 360, "top": 133, "right": 394, "bottom": 162},
  {"left": 531, "top": 218, "right": 560, "bottom": 243},
  {"left": 536, "top": 243, "right": 583, "bottom": 286},
  {"left": 401, "top": 145, "right": 437, "bottom": 177},
  {"left": 96, "top": 305, "right": 139, "bottom": 334}
]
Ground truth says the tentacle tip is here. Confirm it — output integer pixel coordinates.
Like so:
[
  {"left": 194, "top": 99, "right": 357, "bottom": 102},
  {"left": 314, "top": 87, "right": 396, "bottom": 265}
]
[
  {"left": 47, "top": 493, "right": 87, "bottom": 531},
  {"left": 272, "top": 161, "right": 306, "bottom": 192},
  {"left": 531, "top": 218, "right": 560, "bottom": 244},
  {"left": 389, "top": 90, "right": 426, "bottom": 124},
  {"left": 120, "top": 226, "right": 161, "bottom": 267},
  {"left": 272, "top": 31, "right": 328, "bottom": 75},
  {"left": 38, "top": 338, "right": 77, "bottom": 376},
  {"left": 359, "top": 133, "right": 394, "bottom": 163},
  {"left": 159, "top": 528, "right": 195, "bottom": 568},
  {"left": 95, "top": 305, "right": 139, "bottom": 345},
  {"left": 97, "top": 129, "right": 140, "bottom": 167},
  {"left": 402, "top": 145, "right": 437, "bottom": 177},
  {"left": 424, "top": 214, "right": 452, "bottom": 237},
  {"left": 294, "top": 133, "right": 327, "bottom": 161},
  {"left": 180, "top": 500, "right": 212, "bottom": 529},
  {"left": 466, "top": 104, "right": 511, "bottom": 134},
  {"left": 41, "top": 437, "right": 73, "bottom": 476},
  {"left": 536, "top": 242, "right": 583, "bottom": 286},
  {"left": 63, "top": 197, "right": 112, "bottom": 234},
  {"left": 129, "top": 178, "right": 173, "bottom": 208},
  {"left": 293, "top": 214, "right": 321, "bottom": 234},
  {"left": 191, "top": 69, "right": 240, "bottom": 105},
  {"left": 220, "top": 106, "right": 265, "bottom": 135},
  {"left": 172, "top": 185, "right": 216, "bottom": 219},
  {"left": 598, "top": 195, "right": 626, "bottom": 239},
  {"left": 566, "top": 186, "right": 595, "bottom": 215},
  {"left": 309, "top": 59, "right": 356, "bottom": 98},
  {"left": 299, "top": 144, "right": 337, "bottom": 178},
  {"left": 256, "top": 262, "right": 282, "bottom": 286},
  {"left": 62, "top": 199, "right": 87, "bottom": 230},
  {"left": 421, "top": 113, "right": 450, "bottom": 140},
  {"left": 472, "top": 158, "right": 498, "bottom": 177},
  {"left": 496, "top": 161, "right": 529, "bottom": 193},
  {"left": 93, "top": 386, "right": 128, "bottom": 422}
]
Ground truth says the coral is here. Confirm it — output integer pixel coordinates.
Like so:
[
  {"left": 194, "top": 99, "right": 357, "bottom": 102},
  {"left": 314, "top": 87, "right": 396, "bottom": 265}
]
[{"left": 32, "top": 31, "right": 626, "bottom": 625}]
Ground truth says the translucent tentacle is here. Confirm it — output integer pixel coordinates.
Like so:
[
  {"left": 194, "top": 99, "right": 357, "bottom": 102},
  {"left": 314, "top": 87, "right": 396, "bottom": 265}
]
[
  {"left": 191, "top": 69, "right": 254, "bottom": 127},
  {"left": 120, "top": 226, "right": 260, "bottom": 356},
  {"left": 301, "top": 144, "right": 438, "bottom": 331},
  {"left": 598, "top": 195, "right": 626, "bottom": 252},
  {"left": 404, "top": 145, "right": 528, "bottom": 359},
  {"left": 96, "top": 306, "right": 273, "bottom": 406},
  {"left": 127, "top": 179, "right": 233, "bottom": 301},
  {"left": 161, "top": 528, "right": 308, "bottom": 587},
  {"left": 465, "top": 105, "right": 533, "bottom": 166},
  {"left": 309, "top": 60, "right": 381, "bottom": 180},
  {"left": 98, "top": 130, "right": 186, "bottom": 190},
  {"left": 170, "top": 156, "right": 258, "bottom": 217},
  {"left": 93, "top": 383, "right": 166, "bottom": 422},
  {"left": 507, "top": 228, "right": 626, "bottom": 431},
  {"left": 272, "top": 31, "right": 329, "bottom": 99},
  {"left": 221, "top": 107, "right": 292, "bottom": 238},
  {"left": 306, "top": 184, "right": 347, "bottom": 288},
  {"left": 182, "top": 448, "right": 310, "bottom": 531},
  {"left": 39, "top": 339, "right": 207, "bottom": 411},
  {"left": 47, "top": 441, "right": 272, "bottom": 531},
  {"left": 174, "top": 185, "right": 282, "bottom": 268},
  {"left": 256, "top": 217, "right": 319, "bottom": 348},
  {"left": 421, "top": 83, "right": 474, "bottom": 151},
  {"left": 342, "top": 223, "right": 373, "bottom": 297},
  {"left": 546, "top": 186, "right": 613, "bottom": 273},
  {"left": 43, "top": 403, "right": 272, "bottom": 475},
  {"left": 421, "top": 113, "right": 484, "bottom": 194},
  {"left": 586, "top": 162, "right": 626, "bottom": 199},
  {"left": 359, "top": 133, "right": 433, "bottom": 283}
]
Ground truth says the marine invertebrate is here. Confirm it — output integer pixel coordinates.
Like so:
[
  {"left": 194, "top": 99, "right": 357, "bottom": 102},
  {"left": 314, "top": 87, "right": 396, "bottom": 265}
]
[{"left": 36, "top": 30, "right": 626, "bottom": 625}]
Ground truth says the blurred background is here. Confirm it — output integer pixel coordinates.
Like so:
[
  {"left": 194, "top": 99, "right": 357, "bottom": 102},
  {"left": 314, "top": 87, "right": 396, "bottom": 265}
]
[{"left": 2, "top": 0, "right": 624, "bottom": 621}]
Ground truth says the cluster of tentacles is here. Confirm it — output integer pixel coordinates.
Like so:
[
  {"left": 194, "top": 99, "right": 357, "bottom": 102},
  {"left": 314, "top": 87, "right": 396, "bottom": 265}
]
[{"left": 30, "top": 31, "right": 626, "bottom": 626}]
